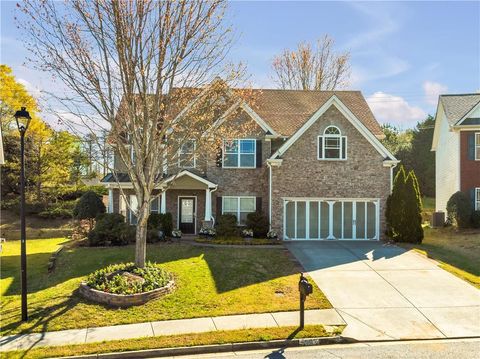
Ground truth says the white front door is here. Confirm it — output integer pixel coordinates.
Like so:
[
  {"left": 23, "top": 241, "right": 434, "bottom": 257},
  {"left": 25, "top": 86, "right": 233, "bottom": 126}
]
[{"left": 284, "top": 199, "right": 379, "bottom": 240}]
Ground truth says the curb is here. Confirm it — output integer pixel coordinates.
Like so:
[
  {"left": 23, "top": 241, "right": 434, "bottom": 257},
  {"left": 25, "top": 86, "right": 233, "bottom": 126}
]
[{"left": 61, "top": 336, "right": 345, "bottom": 359}]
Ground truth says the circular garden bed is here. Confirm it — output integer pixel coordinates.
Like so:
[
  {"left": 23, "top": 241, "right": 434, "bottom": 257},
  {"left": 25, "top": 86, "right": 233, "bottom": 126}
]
[{"left": 79, "top": 262, "right": 174, "bottom": 307}]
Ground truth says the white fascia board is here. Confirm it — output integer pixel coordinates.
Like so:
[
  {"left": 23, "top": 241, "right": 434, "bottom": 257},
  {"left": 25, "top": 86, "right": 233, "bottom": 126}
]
[
  {"left": 431, "top": 101, "right": 443, "bottom": 151},
  {"left": 266, "top": 158, "right": 283, "bottom": 166},
  {"left": 270, "top": 95, "right": 397, "bottom": 161},
  {"left": 240, "top": 102, "right": 279, "bottom": 136},
  {"left": 455, "top": 100, "right": 480, "bottom": 126}
]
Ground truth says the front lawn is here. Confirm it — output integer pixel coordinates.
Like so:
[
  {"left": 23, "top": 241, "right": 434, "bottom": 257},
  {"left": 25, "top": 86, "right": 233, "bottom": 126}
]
[
  {"left": 401, "top": 227, "right": 480, "bottom": 288},
  {"left": 1, "top": 238, "right": 331, "bottom": 335}
]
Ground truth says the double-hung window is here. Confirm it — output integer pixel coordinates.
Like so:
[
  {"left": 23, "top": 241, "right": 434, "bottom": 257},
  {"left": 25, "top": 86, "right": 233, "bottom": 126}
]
[
  {"left": 222, "top": 196, "right": 256, "bottom": 225},
  {"left": 179, "top": 140, "right": 196, "bottom": 168},
  {"left": 318, "top": 126, "right": 347, "bottom": 160},
  {"left": 223, "top": 139, "right": 256, "bottom": 168},
  {"left": 476, "top": 188, "right": 480, "bottom": 211},
  {"left": 475, "top": 133, "right": 480, "bottom": 160}
]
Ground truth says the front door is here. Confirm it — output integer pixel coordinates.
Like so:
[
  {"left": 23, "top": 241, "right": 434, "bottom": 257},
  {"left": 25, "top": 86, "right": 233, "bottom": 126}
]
[{"left": 179, "top": 197, "right": 196, "bottom": 234}]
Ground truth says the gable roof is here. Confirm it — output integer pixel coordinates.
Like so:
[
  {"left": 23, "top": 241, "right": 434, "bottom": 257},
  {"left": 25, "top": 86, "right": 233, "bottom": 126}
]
[
  {"left": 439, "top": 94, "right": 480, "bottom": 125},
  {"left": 247, "top": 89, "right": 383, "bottom": 138},
  {"left": 271, "top": 95, "right": 396, "bottom": 162}
]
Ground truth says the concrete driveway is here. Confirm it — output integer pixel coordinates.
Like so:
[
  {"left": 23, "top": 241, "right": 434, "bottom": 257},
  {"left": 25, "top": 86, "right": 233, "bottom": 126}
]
[{"left": 285, "top": 240, "right": 480, "bottom": 341}]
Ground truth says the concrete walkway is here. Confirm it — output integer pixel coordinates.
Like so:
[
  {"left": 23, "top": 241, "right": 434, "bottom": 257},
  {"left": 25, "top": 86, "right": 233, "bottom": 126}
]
[
  {"left": 286, "top": 240, "right": 480, "bottom": 341},
  {"left": 0, "top": 309, "right": 345, "bottom": 352}
]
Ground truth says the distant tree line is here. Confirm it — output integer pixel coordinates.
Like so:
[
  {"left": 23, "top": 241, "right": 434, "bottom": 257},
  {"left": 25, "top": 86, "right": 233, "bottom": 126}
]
[{"left": 381, "top": 115, "right": 435, "bottom": 198}]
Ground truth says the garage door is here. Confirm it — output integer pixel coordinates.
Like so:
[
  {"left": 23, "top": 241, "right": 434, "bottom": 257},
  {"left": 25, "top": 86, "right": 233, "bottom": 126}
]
[{"left": 284, "top": 199, "right": 379, "bottom": 240}]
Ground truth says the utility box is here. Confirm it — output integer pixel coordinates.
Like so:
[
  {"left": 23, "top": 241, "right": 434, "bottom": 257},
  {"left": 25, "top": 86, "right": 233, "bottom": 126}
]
[{"left": 431, "top": 212, "right": 445, "bottom": 228}]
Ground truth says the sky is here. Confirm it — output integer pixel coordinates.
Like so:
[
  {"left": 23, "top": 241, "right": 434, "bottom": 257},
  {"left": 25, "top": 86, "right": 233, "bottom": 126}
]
[{"left": 1, "top": 0, "right": 479, "bottom": 129}]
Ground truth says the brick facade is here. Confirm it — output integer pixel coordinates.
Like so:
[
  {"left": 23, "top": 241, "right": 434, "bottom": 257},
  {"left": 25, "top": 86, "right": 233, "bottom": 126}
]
[
  {"left": 270, "top": 105, "right": 390, "bottom": 238},
  {"left": 460, "top": 131, "right": 480, "bottom": 193}
]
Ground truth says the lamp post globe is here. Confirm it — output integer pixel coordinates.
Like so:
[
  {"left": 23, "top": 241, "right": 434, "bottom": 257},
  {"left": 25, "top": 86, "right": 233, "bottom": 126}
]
[{"left": 14, "top": 106, "right": 31, "bottom": 322}]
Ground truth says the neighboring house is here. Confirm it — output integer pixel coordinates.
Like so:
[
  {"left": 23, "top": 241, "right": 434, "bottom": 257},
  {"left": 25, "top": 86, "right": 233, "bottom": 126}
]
[
  {"left": 432, "top": 94, "right": 480, "bottom": 214},
  {"left": 102, "top": 86, "right": 399, "bottom": 240}
]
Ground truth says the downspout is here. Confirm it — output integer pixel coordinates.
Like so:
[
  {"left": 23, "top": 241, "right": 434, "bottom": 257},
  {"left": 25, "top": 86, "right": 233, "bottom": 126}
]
[
  {"left": 267, "top": 162, "right": 272, "bottom": 230},
  {"left": 390, "top": 163, "right": 398, "bottom": 192},
  {"left": 210, "top": 185, "right": 218, "bottom": 226}
]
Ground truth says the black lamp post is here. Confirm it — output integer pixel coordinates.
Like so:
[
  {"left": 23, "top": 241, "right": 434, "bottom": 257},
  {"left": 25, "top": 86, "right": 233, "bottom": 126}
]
[{"left": 14, "top": 107, "right": 32, "bottom": 322}]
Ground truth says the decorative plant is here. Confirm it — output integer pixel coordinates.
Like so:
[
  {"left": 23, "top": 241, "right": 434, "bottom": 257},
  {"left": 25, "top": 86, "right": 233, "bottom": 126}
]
[
  {"left": 241, "top": 228, "right": 253, "bottom": 238},
  {"left": 267, "top": 230, "right": 278, "bottom": 239},
  {"left": 171, "top": 229, "right": 182, "bottom": 238}
]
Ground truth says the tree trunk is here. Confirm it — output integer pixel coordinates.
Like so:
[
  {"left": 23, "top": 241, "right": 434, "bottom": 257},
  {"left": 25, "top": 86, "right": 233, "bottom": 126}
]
[{"left": 135, "top": 202, "right": 150, "bottom": 268}]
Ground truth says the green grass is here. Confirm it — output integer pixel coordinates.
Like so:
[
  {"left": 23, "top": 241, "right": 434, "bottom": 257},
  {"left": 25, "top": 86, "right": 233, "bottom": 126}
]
[
  {"left": 401, "top": 227, "right": 480, "bottom": 288},
  {"left": 2, "top": 324, "right": 341, "bottom": 359},
  {"left": 1, "top": 238, "right": 331, "bottom": 335},
  {"left": 195, "top": 236, "right": 281, "bottom": 245}
]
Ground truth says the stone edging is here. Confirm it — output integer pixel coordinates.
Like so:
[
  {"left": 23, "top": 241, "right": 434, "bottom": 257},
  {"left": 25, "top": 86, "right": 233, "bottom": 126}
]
[{"left": 79, "top": 280, "right": 175, "bottom": 307}]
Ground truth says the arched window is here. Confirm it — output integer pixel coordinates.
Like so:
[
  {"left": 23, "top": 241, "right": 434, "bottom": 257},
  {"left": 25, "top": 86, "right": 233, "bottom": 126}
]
[{"left": 318, "top": 126, "right": 347, "bottom": 160}]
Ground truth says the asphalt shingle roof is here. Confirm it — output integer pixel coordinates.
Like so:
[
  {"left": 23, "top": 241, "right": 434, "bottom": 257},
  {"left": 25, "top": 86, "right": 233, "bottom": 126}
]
[{"left": 439, "top": 94, "right": 480, "bottom": 125}]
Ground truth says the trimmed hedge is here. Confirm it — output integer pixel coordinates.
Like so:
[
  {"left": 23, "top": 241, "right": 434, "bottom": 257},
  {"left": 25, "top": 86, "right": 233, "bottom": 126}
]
[
  {"left": 246, "top": 211, "right": 269, "bottom": 238},
  {"left": 447, "top": 191, "right": 472, "bottom": 229},
  {"left": 148, "top": 212, "right": 173, "bottom": 236},
  {"left": 216, "top": 214, "right": 238, "bottom": 237},
  {"left": 88, "top": 213, "right": 136, "bottom": 246}
]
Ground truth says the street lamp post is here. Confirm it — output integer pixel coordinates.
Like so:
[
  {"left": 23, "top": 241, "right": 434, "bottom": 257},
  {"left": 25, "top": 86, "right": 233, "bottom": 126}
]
[{"left": 14, "top": 107, "right": 32, "bottom": 322}]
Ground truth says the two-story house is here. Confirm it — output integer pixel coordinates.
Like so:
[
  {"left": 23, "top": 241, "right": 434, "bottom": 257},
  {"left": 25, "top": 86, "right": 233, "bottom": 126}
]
[
  {"left": 102, "top": 86, "right": 399, "bottom": 240},
  {"left": 432, "top": 94, "right": 480, "bottom": 214}
]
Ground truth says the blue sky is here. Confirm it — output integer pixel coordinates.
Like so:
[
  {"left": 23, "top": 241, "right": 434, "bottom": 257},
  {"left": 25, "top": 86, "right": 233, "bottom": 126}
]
[{"left": 1, "top": 1, "right": 479, "bottom": 129}]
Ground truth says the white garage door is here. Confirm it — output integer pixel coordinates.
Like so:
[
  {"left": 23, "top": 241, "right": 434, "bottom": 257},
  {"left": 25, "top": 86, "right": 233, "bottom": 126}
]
[{"left": 284, "top": 199, "right": 380, "bottom": 240}]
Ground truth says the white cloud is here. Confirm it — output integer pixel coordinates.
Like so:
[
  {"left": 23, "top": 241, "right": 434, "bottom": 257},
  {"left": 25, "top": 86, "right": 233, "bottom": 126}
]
[
  {"left": 367, "top": 92, "right": 426, "bottom": 127},
  {"left": 423, "top": 81, "right": 448, "bottom": 106}
]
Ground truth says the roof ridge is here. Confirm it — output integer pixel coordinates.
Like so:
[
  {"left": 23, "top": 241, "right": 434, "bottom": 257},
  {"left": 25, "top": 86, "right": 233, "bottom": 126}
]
[{"left": 440, "top": 93, "right": 480, "bottom": 97}]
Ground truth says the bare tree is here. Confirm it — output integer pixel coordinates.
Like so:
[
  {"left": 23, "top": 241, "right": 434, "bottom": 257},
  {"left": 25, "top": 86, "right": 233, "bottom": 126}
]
[
  {"left": 271, "top": 35, "right": 350, "bottom": 90},
  {"left": 20, "top": 0, "right": 252, "bottom": 267}
]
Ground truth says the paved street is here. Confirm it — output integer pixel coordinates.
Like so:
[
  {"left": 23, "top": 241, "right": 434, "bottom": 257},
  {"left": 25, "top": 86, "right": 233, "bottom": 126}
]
[
  {"left": 173, "top": 338, "right": 480, "bottom": 359},
  {"left": 286, "top": 240, "right": 480, "bottom": 341}
]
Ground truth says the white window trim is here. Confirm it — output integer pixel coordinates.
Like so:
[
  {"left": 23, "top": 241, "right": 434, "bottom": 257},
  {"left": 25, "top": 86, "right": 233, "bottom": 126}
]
[
  {"left": 317, "top": 126, "right": 347, "bottom": 161},
  {"left": 222, "top": 139, "right": 257, "bottom": 169},
  {"left": 222, "top": 196, "right": 256, "bottom": 225},
  {"left": 475, "top": 132, "right": 480, "bottom": 161},
  {"left": 178, "top": 139, "right": 196, "bottom": 169},
  {"left": 476, "top": 188, "right": 480, "bottom": 211}
]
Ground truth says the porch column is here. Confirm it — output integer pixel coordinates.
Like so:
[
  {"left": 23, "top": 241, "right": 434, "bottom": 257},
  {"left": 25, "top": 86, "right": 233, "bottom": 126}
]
[
  {"left": 108, "top": 188, "right": 114, "bottom": 213},
  {"left": 160, "top": 191, "right": 166, "bottom": 214},
  {"left": 204, "top": 188, "right": 212, "bottom": 221}
]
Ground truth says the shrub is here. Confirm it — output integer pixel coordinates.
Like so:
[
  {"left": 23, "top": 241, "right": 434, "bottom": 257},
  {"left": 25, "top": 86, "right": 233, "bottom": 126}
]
[
  {"left": 385, "top": 166, "right": 423, "bottom": 243},
  {"left": 88, "top": 213, "right": 135, "bottom": 246},
  {"left": 73, "top": 191, "right": 106, "bottom": 231},
  {"left": 471, "top": 211, "right": 480, "bottom": 229},
  {"left": 216, "top": 214, "right": 238, "bottom": 237},
  {"left": 147, "top": 228, "right": 166, "bottom": 243},
  {"left": 246, "top": 211, "right": 269, "bottom": 238},
  {"left": 38, "top": 207, "right": 73, "bottom": 219},
  {"left": 446, "top": 191, "right": 472, "bottom": 229},
  {"left": 85, "top": 262, "right": 171, "bottom": 295},
  {"left": 148, "top": 212, "right": 173, "bottom": 236}
]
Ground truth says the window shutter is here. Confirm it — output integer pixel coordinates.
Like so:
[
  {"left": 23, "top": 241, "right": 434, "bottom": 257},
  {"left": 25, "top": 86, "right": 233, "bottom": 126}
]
[
  {"left": 256, "top": 140, "right": 262, "bottom": 168},
  {"left": 256, "top": 197, "right": 262, "bottom": 213},
  {"left": 341, "top": 137, "right": 347, "bottom": 159},
  {"left": 216, "top": 145, "right": 223, "bottom": 167},
  {"left": 470, "top": 188, "right": 476, "bottom": 210},
  {"left": 216, "top": 196, "right": 222, "bottom": 219},
  {"left": 467, "top": 133, "right": 475, "bottom": 160},
  {"left": 318, "top": 136, "right": 323, "bottom": 159}
]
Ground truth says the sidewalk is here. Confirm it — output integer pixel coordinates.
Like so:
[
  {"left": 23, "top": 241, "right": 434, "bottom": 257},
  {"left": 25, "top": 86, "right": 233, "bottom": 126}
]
[{"left": 0, "top": 309, "right": 345, "bottom": 352}]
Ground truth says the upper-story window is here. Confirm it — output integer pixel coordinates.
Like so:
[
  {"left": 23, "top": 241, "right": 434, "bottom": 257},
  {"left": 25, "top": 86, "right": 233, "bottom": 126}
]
[
  {"left": 475, "top": 133, "right": 480, "bottom": 160},
  {"left": 476, "top": 188, "right": 480, "bottom": 211},
  {"left": 318, "top": 126, "right": 347, "bottom": 160},
  {"left": 179, "top": 140, "right": 196, "bottom": 168},
  {"left": 223, "top": 139, "right": 256, "bottom": 168}
]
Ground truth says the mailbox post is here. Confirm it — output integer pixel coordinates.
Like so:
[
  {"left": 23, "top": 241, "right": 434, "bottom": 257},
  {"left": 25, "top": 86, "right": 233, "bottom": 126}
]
[{"left": 298, "top": 273, "right": 313, "bottom": 328}]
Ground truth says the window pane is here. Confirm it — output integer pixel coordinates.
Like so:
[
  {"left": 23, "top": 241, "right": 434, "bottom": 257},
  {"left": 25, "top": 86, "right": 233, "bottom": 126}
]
[
  {"left": 333, "top": 202, "right": 342, "bottom": 239},
  {"left": 223, "top": 211, "right": 237, "bottom": 222},
  {"left": 223, "top": 198, "right": 238, "bottom": 212},
  {"left": 181, "top": 140, "right": 194, "bottom": 153},
  {"left": 151, "top": 198, "right": 159, "bottom": 213},
  {"left": 325, "top": 148, "right": 340, "bottom": 158},
  {"left": 367, "top": 202, "right": 376, "bottom": 238},
  {"left": 240, "top": 139, "right": 255, "bottom": 153},
  {"left": 320, "top": 202, "right": 329, "bottom": 238},
  {"left": 325, "top": 137, "right": 340, "bottom": 147},
  {"left": 343, "top": 202, "right": 353, "bottom": 239},
  {"left": 309, "top": 202, "right": 319, "bottom": 239},
  {"left": 240, "top": 197, "right": 255, "bottom": 211},
  {"left": 356, "top": 202, "right": 366, "bottom": 239},
  {"left": 240, "top": 153, "right": 255, "bottom": 167},
  {"left": 180, "top": 154, "right": 195, "bottom": 168},
  {"left": 224, "top": 153, "right": 238, "bottom": 167},
  {"left": 225, "top": 140, "right": 238, "bottom": 153},
  {"left": 285, "top": 201, "right": 295, "bottom": 239},
  {"left": 239, "top": 212, "right": 249, "bottom": 225},
  {"left": 325, "top": 126, "right": 340, "bottom": 135},
  {"left": 296, "top": 201, "right": 306, "bottom": 238}
]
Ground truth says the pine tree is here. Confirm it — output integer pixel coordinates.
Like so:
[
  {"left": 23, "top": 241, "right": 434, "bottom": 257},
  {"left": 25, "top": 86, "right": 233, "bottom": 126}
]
[
  {"left": 402, "top": 171, "right": 424, "bottom": 243},
  {"left": 386, "top": 165, "right": 407, "bottom": 239}
]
